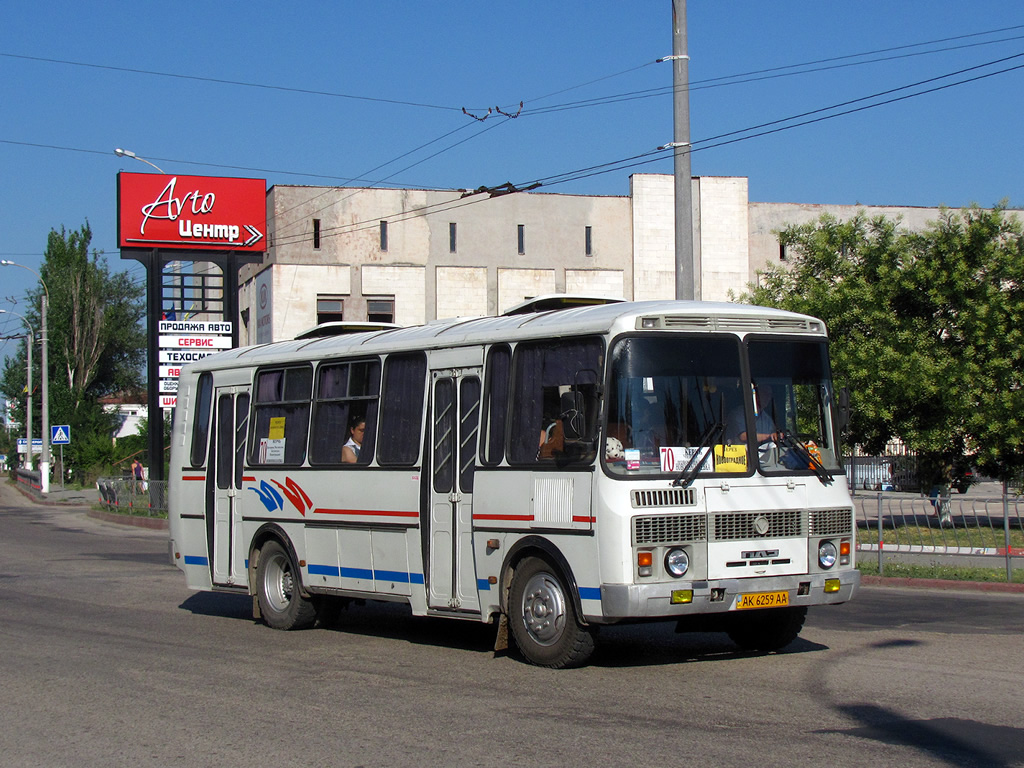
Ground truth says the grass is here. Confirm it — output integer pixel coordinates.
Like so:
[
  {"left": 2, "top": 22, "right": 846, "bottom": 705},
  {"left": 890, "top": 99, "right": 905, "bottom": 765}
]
[
  {"left": 857, "top": 523, "right": 1024, "bottom": 551},
  {"left": 857, "top": 559, "right": 1024, "bottom": 584}
]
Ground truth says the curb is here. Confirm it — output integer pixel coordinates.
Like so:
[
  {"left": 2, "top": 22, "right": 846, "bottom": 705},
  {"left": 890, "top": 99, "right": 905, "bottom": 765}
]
[
  {"left": 861, "top": 574, "right": 1024, "bottom": 594},
  {"left": 9, "top": 481, "right": 168, "bottom": 530},
  {"left": 87, "top": 508, "right": 169, "bottom": 531}
]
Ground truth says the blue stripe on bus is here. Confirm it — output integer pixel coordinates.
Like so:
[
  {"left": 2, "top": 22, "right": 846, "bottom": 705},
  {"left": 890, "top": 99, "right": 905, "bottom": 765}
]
[
  {"left": 477, "top": 579, "right": 491, "bottom": 591},
  {"left": 184, "top": 555, "right": 209, "bottom": 566},
  {"left": 339, "top": 566, "right": 373, "bottom": 580},
  {"left": 308, "top": 564, "right": 340, "bottom": 577},
  {"left": 308, "top": 565, "right": 426, "bottom": 584},
  {"left": 578, "top": 587, "right": 602, "bottom": 601}
]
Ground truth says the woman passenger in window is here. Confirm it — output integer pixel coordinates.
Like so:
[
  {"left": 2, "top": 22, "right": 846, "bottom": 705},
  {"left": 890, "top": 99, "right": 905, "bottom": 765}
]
[{"left": 341, "top": 417, "right": 365, "bottom": 463}]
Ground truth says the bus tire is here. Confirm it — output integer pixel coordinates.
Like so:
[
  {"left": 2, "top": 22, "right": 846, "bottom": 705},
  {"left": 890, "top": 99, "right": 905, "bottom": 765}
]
[
  {"left": 256, "top": 540, "right": 317, "bottom": 630},
  {"left": 726, "top": 606, "right": 807, "bottom": 652},
  {"left": 509, "top": 556, "right": 594, "bottom": 668}
]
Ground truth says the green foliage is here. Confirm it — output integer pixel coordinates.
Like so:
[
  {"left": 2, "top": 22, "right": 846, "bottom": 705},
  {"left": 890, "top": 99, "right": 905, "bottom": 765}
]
[
  {"left": 1, "top": 222, "right": 146, "bottom": 481},
  {"left": 744, "top": 206, "right": 1024, "bottom": 482}
]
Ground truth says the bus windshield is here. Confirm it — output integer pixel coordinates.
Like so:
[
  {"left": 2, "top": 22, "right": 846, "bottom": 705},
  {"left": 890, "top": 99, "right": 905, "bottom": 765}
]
[
  {"left": 746, "top": 337, "right": 842, "bottom": 474},
  {"left": 605, "top": 335, "right": 745, "bottom": 477}
]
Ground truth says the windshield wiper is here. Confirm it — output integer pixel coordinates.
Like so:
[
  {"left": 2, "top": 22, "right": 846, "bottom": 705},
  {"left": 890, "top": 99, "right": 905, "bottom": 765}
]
[
  {"left": 672, "top": 420, "right": 725, "bottom": 488},
  {"left": 777, "top": 432, "right": 834, "bottom": 485}
]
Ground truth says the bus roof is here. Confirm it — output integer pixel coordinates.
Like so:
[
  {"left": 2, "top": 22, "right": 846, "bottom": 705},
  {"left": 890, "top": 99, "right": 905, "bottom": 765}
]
[{"left": 188, "top": 300, "right": 827, "bottom": 372}]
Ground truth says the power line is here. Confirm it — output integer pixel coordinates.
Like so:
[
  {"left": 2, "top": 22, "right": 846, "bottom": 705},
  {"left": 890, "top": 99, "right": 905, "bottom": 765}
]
[
  {"left": 521, "top": 32, "right": 1024, "bottom": 117},
  {"left": 0, "top": 52, "right": 473, "bottom": 113}
]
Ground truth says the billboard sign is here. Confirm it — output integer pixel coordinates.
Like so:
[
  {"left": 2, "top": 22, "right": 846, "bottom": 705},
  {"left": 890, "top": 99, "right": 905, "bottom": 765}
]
[{"left": 118, "top": 173, "right": 266, "bottom": 252}]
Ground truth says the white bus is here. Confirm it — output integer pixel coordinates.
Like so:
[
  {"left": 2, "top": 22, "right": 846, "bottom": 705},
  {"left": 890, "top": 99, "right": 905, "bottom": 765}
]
[{"left": 168, "top": 298, "right": 859, "bottom": 668}]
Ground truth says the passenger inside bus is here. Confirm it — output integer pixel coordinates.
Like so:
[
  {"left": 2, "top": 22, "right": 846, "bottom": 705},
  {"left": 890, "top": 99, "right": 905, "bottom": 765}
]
[{"left": 341, "top": 416, "right": 366, "bottom": 463}]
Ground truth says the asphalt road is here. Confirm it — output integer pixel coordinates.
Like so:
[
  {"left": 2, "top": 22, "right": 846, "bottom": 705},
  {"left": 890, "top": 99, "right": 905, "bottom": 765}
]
[{"left": 1, "top": 484, "right": 1022, "bottom": 768}]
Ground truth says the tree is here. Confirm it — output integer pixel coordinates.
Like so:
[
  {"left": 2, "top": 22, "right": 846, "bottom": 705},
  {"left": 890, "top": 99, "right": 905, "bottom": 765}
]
[
  {"left": 744, "top": 206, "right": 1024, "bottom": 484},
  {"left": 1, "top": 222, "right": 146, "bottom": 480}
]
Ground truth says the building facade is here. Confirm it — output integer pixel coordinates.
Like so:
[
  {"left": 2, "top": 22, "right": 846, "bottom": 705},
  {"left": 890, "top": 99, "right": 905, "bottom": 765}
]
[{"left": 237, "top": 173, "right": 957, "bottom": 344}]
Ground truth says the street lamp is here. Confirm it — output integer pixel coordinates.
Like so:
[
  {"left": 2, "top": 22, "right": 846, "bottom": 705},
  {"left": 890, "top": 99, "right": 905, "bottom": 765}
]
[
  {"left": 0, "top": 308, "right": 33, "bottom": 472},
  {"left": 114, "top": 148, "right": 166, "bottom": 174},
  {"left": 2, "top": 261, "right": 50, "bottom": 493}
]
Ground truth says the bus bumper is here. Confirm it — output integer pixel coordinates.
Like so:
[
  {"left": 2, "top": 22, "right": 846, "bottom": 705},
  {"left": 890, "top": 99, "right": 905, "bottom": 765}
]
[{"left": 593, "top": 569, "right": 860, "bottom": 622}]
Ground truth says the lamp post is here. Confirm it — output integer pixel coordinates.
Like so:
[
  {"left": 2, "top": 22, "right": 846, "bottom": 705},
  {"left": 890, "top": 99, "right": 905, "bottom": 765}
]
[
  {"left": 0, "top": 308, "right": 33, "bottom": 472},
  {"left": 2, "top": 261, "right": 50, "bottom": 492},
  {"left": 114, "top": 148, "right": 166, "bottom": 174}
]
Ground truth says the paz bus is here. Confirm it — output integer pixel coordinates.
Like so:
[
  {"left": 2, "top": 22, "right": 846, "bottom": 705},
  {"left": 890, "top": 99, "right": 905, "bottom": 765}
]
[{"left": 168, "top": 298, "right": 859, "bottom": 668}]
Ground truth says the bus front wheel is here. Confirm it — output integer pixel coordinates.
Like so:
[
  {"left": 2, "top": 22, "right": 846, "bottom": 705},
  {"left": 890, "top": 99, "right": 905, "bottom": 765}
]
[
  {"left": 256, "top": 540, "right": 317, "bottom": 630},
  {"left": 509, "top": 556, "right": 595, "bottom": 668}
]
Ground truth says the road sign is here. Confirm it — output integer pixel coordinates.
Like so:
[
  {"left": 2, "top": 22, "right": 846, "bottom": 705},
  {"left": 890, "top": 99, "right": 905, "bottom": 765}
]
[
  {"left": 51, "top": 425, "right": 71, "bottom": 445},
  {"left": 17, "top": 438, "right": 43, "bottom": 454}
]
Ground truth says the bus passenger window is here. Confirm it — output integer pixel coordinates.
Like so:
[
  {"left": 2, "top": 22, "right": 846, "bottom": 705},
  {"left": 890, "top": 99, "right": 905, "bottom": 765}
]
[
  {"left": 377, "top": 352, "right": 427, "bottom": 466},
  {"left": 248, "top": 365, "right": 313, "bottom": 466},
  {"left": 190, "top": 372, "right": 213, "bottom": 467},
  {"left": 481, "top": 344, "right": 511, "bottom": 465},
  {"left": 310, "top": 359, "right": 381, "bottom": 466},
  {"left": 509, "top": 337, "right": 603, "bottom": 465}
]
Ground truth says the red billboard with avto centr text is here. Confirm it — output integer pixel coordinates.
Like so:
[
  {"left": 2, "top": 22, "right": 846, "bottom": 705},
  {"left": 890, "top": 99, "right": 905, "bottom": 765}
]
[{"left": 117, "top": 172, "right": 266, "bottom": 252}]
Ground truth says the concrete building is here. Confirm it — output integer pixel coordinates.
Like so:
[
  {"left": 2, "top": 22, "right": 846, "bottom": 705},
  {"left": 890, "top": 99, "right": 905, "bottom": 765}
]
[{"left": 237, "top": 173, "right": 956, "bottom": 344}]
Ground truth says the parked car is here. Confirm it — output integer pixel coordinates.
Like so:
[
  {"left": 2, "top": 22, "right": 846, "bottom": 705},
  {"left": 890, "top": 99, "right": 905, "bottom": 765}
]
[{"left": 951, "top": 457, "right": 976, "bottom": 494}]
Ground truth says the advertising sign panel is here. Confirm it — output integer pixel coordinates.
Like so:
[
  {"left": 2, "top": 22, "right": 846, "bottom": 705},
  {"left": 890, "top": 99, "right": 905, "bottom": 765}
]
[{"left": 118, "top": 173, "right": 266, "bottom": 252}]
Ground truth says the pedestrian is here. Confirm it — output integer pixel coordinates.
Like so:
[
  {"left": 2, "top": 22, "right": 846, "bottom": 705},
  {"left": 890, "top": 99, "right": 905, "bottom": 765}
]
[{"left": 131, "top": 457, "right": 146, "bottom": 493}]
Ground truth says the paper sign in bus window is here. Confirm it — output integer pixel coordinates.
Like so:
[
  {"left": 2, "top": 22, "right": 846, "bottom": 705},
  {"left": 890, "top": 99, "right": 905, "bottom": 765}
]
[
  {"left": 660, "top": 446, "right": 713, "bottom": 473},
  {"left": 714, "top": 444, "right": 748, "bottom": 473},
  {"left": 268, "top": 417, "right": 286, "bottom": 440}
]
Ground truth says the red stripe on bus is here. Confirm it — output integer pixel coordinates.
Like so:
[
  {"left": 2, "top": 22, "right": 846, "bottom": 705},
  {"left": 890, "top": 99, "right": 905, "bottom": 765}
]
[
  {"left": 472, "top": 514, "right": 534, "bottom": 521},
  {"left": 572, "top": 516, "right": 596, "bottom": 524},
  {"left": 182, "top": 475, "right": 206, "bottom": 481},
  {"left": 242, "top": 476, "right": 256, "bottom": 482},
  {"left": 315, "top": 508, "right": 418, "bottom": 518}
]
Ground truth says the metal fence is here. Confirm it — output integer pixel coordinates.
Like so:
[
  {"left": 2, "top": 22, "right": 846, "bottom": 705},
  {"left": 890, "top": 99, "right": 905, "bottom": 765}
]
[
  {"left": 96, "top": 477, "right": 168, "bottom": 516},
  {"left": 854, "top": 490, "right": 1023, "bottom": 581}
]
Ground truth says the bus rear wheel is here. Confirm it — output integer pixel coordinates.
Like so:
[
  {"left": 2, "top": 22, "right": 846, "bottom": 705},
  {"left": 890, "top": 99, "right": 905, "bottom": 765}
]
[
  {"left": 509, "top": 556, "right": 594, "bottom": 668},
  {"left": 256, "top": 540, "right": 317, "bottom": 630},
  {"left": 726, "top": 606, "right": 807, "bottom": 652}
]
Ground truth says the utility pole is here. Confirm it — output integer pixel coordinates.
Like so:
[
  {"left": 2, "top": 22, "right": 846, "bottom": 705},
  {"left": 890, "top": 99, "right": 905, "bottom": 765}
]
[
  {"left": 671, "top": 0, "right": 697, "bottom": 300},
  {"left": 25, "top": 331, "right": 32, "bottom": 471},
  {"left": 40, "top": 294, "right": 49, "bottom": 492}
]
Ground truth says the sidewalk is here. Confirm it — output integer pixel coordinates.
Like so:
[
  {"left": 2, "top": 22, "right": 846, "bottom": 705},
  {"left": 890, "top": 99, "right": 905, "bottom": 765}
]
[{"left": 6, "top": 479, "right": 167, "bottom": 530}]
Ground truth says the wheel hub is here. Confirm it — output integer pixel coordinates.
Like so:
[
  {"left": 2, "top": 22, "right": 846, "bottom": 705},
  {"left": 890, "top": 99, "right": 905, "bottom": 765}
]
[{"left": 521, "top": 573, "right": 566, "bottom": 646}]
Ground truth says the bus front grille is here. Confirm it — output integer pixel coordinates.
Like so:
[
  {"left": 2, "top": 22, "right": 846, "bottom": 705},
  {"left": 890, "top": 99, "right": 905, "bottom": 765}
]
[
  {"left": 633, "top": 514, "right": 707, "bottom": 545},
  {"left": 809, "top": 508, "right": 853, "bottom": 536},
  {"left": 712, "top": 510, "right": 802, "bottom": 541},
  {"left": 631, "top": 488, "right": 696, "bottom": 508}
]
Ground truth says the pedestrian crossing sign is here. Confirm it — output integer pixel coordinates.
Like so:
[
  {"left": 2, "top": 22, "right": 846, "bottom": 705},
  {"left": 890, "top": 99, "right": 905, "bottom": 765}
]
[{"left": 51, "top": 425, "right": 71, "bottom": 445}]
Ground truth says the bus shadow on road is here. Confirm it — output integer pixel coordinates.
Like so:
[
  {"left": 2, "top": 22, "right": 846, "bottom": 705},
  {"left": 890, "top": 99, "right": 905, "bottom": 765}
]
[
  {"left": 177, "top": 593, "right": 830, "bottom": 666},
  {"left": 179, "top": 591, "right": 253, "bottom": 620},
  {"left": 589, "top": 626, "right": 829, "bottom": 668}
]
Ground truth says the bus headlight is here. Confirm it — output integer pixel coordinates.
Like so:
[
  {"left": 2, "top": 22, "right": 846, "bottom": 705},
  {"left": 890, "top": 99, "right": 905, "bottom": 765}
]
[
  {"left": 665, "top": 547, "right": 689, "bottom": 578},
  {"left": 818, "top": 540, "right": 838, "bottom": 569}
]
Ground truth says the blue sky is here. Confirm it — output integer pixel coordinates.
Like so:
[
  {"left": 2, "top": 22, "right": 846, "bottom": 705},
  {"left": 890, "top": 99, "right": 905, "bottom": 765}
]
[{"left": 2, "top": 1, "right": 1023, "bottom": 362}]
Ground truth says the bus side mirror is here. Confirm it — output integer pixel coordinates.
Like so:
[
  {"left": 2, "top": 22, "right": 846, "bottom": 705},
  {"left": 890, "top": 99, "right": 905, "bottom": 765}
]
[
  {"left": 560, "top": 391, "right": 584, "bottom": 440},
  {"left": 837, "top": 387, "right": 850, "bottom": 435}
]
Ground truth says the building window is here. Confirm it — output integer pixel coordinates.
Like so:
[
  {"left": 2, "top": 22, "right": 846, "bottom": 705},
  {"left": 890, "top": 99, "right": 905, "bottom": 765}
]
[
  {"left": 585, "top": 226, "right": 592, "bottom": 256},
  {"left": 316, "top": 296, "right": 345, "bottom": 324},
  {"left": 779, "top": 242, "right": 787, "bottom": 261},
  {"left": 517, "top": 224, "right": 525, "bottom": 255},
  {"left": 449, "top": 222, "right": 457, "bottom": 253},
  {"left": 380, "top": 220, "right": 388, "bottom": 252},
  {"left": 313, "top": 218, "right": 321, "bottom": 249},
  {"left": 367, "top": 298, "right": 395, "bottom": 323}
]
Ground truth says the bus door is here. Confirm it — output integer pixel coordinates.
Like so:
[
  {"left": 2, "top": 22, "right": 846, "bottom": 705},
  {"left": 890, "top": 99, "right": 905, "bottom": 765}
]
[
  {"left": 427, "top": 367, "right": 482, "bottom": 612},
  {"left": 209, "top": 386, "right": 250, "bottom": 586}
]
